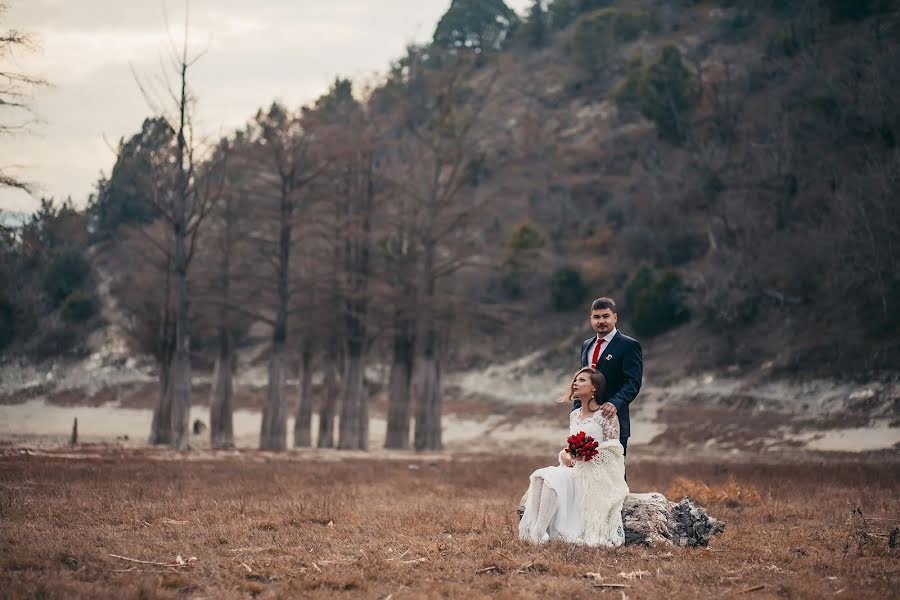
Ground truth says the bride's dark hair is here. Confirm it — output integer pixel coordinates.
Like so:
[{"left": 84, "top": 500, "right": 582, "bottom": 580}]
[{"left": 558, "top": 367, "right": 606, "bottom": 410}]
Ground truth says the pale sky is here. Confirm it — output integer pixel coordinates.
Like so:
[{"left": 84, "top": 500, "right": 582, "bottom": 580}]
[{"left": 0, "top": 0, "right": 531, "bottom": 214}]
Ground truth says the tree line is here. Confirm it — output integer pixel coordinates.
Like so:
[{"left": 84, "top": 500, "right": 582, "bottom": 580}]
[{"left": 3, "top": 0, "right": 899, "bottom": 452}]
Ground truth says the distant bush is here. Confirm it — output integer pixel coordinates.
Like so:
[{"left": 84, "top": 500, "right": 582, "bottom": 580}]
[
  {"left": 507, "top": 222, "right": 547, "bottom": 251},
  {"left": 42, "top": 248, "right": 91, "bottom": 304},
  {"left": 604, "top": 202, "right": 628, "bottom": 230},
  {"left": 60, "top": 292, "right": 97, "bottom": 324},
  {"left": 569, "top": 9, "right": 658, "bottom": 75},
  {"left": 808, "top": 94, "right": 840, "bottom": 120},
  {"left": 624, "top": 266, "right": 690, "bottom": 337},
  {"left": 614, "top": 46, "right": 698, "bottom": 144},
  {"left": 0, "top": 295, "right": 14, "bottom": 350},
  {"left": 664, "top": 232, "right": 709, "bottom": 266},
  {"left": 825, "top": 0, "right": 895, "bottom": 22},
  {"left": 30, "top": 324, "right": 80, "bottom": 360},
  {"left": 548, "top": 0, "right": 613, "bottom": 30},
  {"left": 765, "top": 24, "right": 815, "bottom": 58},
  {"left": 550, "top": 267, "right": 587, "bottom": 311},
  {"left": 702, "top": 291, "right": 759, "bottom": 332},
  {"left": 500, "top": 222, "right": 548, "bottom": 301},
  {"left": 715, "top": 7, "right": 756, "bottom": 43}
]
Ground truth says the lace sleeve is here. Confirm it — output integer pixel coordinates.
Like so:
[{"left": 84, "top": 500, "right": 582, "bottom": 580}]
[{"left": 594, "top": 411, "right": 620, "bottom": 441}]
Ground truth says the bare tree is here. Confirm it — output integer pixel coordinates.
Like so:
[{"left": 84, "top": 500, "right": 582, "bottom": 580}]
[
  {"left": 132, "top": 3, "right": 213, "bottom": 449},
  {"left": 0, "top": 2, "right": 48, "bottom": 192},
  {"left": 247, "top": 104, "right": 322, "bottom": 450},
  {"left": 292, "top": 337, "right": 314, "bottom": 447},
  {"left": 380, "top": 49, "right": 499, "bottom": 450},
  {"left": 197, "top": 139, "right": 242, "bottom": 449},
  {"left": 337, "top": 131, "right": 375, "bottom": 450}
]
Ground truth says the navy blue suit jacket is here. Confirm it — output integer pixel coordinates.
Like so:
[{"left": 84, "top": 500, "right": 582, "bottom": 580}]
[{"left": 574, "top": 331, "right": 643, "bottom": 439}]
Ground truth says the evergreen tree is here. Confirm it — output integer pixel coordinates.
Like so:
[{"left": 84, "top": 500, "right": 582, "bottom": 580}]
[
  {"left": 433, "top": 0, "right": 518, "bottom": 50},
  {"left": 524, "top": 0, "right": 548, "bottom": 48},
  {"left": 87, "top": 118, "right": 170, "bottom": 240}
]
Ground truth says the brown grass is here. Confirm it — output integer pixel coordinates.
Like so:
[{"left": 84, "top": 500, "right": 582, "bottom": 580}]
[
  {"left": 667, "top": 474, "right": 763, "bottom": 508},
  {"left": 1, "top": 449, "right": 898, "bottom": 599}
]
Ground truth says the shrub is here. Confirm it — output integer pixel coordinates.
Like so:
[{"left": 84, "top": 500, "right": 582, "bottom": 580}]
[
  {"left": 0, "top": 294, "right": 14, "bottom": 349},
  {"left": 60, "top": 292, "right": 97, "bottom": 324},
  {"left": 500, "top": 270, "right": 525, "bottom": 300},
  {"left": 569, "top": 9, "right": 657, "bottom": 75},
  {"left": 548, "top": 0, "right": 613, "bottom": 30},
  {"left": 664, "top": 232, "right": 709, "bottom": 266},
  {"left": 624, "top": 266, "right": 690, "bottom": 337},
  {"left": 30, "top": 325, "right": 80, "bottom": 360},
  {"left": 825, "top": 0, "right": 895, "bottom": 22},
  {"left": 614, "top": 46, "right": 698, "bottom": 143},
  {"left": 550, "top": 267, "right": 587, "bottom": 311},
  {"left": 42, "top": 248, "right": 91, "bottom": 304},
  {"left": 765, "top": 24, "right": 815, "bottom": 58},
  {"left": 507, "top": 222, "right": 547, "bottom": 251}
]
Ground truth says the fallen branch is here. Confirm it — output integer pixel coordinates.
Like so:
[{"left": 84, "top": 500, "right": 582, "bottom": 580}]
[
  {"left": 108, "top": 553, "right": 187, "bottom": 567},
  {"left": 475, "top": 566, "right": 498, "bottom": 574},
  {"left": 740, "top": 584, "right": 766, "bottom": 594},
  {"left": 495, "top": 550, "right": 516, "bottom": 562},
  {"left": 387, "top": 548, "right": 411, "bottom": 561}
]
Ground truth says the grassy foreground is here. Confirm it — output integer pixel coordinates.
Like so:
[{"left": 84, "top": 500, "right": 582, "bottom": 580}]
[{"left": 0, "top": 448, "right": 897, "bottom": 599}]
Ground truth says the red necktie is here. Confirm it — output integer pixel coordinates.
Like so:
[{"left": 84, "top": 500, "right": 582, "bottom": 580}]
[{"left": 590, "top": 338, "right": 605, "bottom": 368}]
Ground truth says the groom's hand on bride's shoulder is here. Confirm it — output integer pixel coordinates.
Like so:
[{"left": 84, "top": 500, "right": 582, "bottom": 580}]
[{"left": 600, "top": 402, "right": 617, "bottom": 417}]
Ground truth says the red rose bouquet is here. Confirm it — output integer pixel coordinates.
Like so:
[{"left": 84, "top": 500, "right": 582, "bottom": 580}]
[{"left": 566, "top": 431, "right": 599, "bottom": 461}]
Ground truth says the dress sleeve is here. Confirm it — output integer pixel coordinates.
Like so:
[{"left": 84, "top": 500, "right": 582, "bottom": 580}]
[{"left": 595, "top": 411, "right": 620, "bottom": 442}]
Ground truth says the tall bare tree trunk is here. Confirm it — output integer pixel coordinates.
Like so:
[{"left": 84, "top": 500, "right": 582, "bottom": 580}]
[
  {"left": 414, "top": 345, "right": 442, "bottom": 451},
  {"left": 414, "top": 233, "right": 442, "bottom": 451},
  {"left": 150, "top": 359, "right": 174, "bottom": 445},
  {"left": 150, "top": 265, "right": 175, "bottom": 445},
  {"left": 339, "top": 345, "right": 367, "bottom": 449},
  {"left": 293, "top": 341, "right": 313, "bottom": 447},
  {"left": 261, "top": 339, "right": 287, "bottom": 449},
  {"left": 413, "top": 159, "right": 442, "bottom": 451},
  {"left": 338, "top": 154, "right": 373, "bottom": 450},
  {"left": 317, "top": 353, "right": 337, "bottom": 448},
  {"left": 209, "top": 328, "right": 234, "bottom": 448},
  {"left": 260, "top": 184, "right": 292, "bottom": 450},
  {"left": 210, "top": 188, "right": 235, "bottom": 449},
  {"left": 385, "top": 319, "right": 414, "bottom": 449},
  {"left": 170, "top": 58, "right": 192, "bottom": 451}
]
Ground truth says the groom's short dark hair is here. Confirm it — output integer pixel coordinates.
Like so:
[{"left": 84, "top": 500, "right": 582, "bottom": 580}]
[{"left": 591, "top": 297, "right": 617, "bottom": 313}]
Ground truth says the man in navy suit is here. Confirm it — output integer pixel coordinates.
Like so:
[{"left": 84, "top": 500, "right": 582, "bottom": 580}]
[{"left": 573, "top": 297, "right": 643, "bottom": 457}]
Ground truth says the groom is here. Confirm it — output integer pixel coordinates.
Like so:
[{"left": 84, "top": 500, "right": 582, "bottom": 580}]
[{"left": 574, "top": 297, "right": 643, "bottom": 457}]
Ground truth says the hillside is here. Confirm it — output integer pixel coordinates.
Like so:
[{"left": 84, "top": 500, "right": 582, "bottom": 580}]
[{"left": 438, "top": 0, "right": 900, "bottom": 378}]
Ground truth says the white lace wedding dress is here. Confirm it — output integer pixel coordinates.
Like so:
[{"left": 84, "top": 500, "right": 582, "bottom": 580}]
[{"left": 518, "top": 409, "right": 629, "bottom": 546}]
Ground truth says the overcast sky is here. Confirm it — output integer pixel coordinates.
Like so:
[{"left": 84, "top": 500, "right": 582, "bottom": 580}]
[{"left": 0, "top": 0, "right": 531, "bottom": 214}]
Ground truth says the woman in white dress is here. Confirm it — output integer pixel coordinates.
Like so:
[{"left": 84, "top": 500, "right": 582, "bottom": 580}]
[{"left": 518, "top": 367, "right": 629, "bottom": 546}]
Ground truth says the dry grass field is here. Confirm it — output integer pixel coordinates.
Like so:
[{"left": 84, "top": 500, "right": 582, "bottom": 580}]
[{"left": 0, "top": 447, "right": 898, "bottom": 599}]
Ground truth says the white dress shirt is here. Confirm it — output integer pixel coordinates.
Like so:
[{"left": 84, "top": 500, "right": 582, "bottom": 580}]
[{"left": 586, "top": 327, "right": 618, "bottom": 368}]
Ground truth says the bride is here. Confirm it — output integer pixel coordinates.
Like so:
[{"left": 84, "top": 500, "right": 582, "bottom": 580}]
[{"left": 518, "top": 367, "right": 629, "bottom": 546}]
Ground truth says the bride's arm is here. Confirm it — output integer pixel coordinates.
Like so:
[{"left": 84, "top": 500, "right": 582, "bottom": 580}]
[{"left": 597, "top": 411, "right": 620, "bottom": 442}]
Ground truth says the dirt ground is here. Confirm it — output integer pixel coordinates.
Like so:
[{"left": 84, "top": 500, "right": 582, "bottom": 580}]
[{"left": 1, "top": 447, "right": 898, "bottom": 599}]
